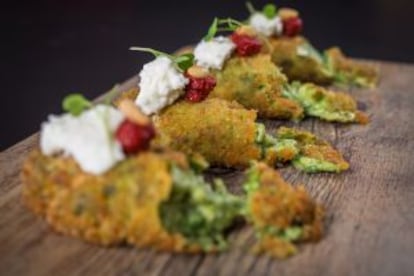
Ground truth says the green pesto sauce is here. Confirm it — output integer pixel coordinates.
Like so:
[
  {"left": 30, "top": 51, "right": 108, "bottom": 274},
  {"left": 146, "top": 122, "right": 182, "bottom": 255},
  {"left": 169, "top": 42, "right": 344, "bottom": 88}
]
[
  {"left": 255, "top": 123, "right": 278, "bottom": 160},
  {"left": 292, "top": 156, "right": 341, "bottom": 173},
  {"left": 160, "top": 165, "right": 243, "bottom": 251},
  {"left": 283, "top": 82, "right": 356, "bottom": 123},
  {"left": 257, "top": 225, "right": 303, "bottom": 242},
  {"left": 242, "top": 166, "right": 304, "bottom": 242},
  {"left": 274, "top": 138, "right": 299, "bottom": 162}
]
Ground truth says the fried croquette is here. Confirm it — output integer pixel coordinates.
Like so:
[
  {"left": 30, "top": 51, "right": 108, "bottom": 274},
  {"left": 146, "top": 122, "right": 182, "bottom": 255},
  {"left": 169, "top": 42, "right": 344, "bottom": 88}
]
[
  {"left": 269, "top": 36, "right": 378, "bottom": 88},
  {"left": 325, "top": 47, "right": 379, "bottom": 88},
  {"left": 283, "top": 82, "right": 369, "bottom": 124},
  {"left": 276, "top": 127, "right": 350, "bottom": 173},
  {"left": 269, "top": 36, "right": 333, "bottom": 85},
  {"left": 210, "top": 54, "right": 304, "bottom": 120},
  {"left": 116, "top": 90, "right": 349, "bottom": 173},
  {"left": 243, "top": 162, "right": 324, "bottom": 258},
  {"left": 203, "top": 52, "right": 366, "bottom": 123},
  {"left": 21, "top": 150, "right": 242, "bottom": 252},
  {"left": 153, "top": 98, "right": 267, "bottom": 168},
  {"left": 174, "top": 45, "right": 368, "bottom": 123}
]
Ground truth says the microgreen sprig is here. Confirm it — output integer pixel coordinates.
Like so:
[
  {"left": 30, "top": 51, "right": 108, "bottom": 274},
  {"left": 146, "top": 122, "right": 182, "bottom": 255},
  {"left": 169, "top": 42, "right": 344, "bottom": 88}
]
[
  {"left": 246, "top": 1, "right": 257, "bottom": 14},
  {"left": 62, "top": 84, "right": 120, "bottom": 116},
  {"left": 104, "top": 84, "right": 121, "bottom": 106},
  {"left": 246, "top": 2, "right": 277, "bottom": 19},
  {"left": 262, "top": 4, "right": 277, "bottom": 19},
  {"left": 62, "top": 94, "right": 92, "bottom": 116},
  {"left": 129, "top": 47, "right": 194, "bottom": 72},
  {"left": 203, "top": 17, "right": 244, "bottom": 41}
]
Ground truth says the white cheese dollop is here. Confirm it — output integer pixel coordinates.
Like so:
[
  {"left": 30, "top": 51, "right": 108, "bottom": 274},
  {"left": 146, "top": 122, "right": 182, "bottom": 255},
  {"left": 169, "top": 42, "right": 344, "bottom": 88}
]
[
  {"left": 136, "top": 56, "right": 189, "bottom": 115},
  {"left": 249, "top": 13, "right": 283, "bottom": 37},
  {"left": 194, "top": 36, "right": 236, "bottom": 70},
  {"left": 40, "top": 105, "right": 125, "bottom": 175}
]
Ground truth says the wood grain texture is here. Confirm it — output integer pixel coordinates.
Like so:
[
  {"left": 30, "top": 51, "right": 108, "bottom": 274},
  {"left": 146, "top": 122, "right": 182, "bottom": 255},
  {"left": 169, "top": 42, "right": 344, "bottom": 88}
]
[{"left": 1, "top": 61, "right": 414, "bottom": 276}]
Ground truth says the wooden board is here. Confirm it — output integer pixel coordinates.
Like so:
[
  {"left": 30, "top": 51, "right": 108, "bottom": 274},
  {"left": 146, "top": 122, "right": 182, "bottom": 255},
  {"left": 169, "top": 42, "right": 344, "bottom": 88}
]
[{"left": 1, "top": 61, "right": 414, "bottom": 276}]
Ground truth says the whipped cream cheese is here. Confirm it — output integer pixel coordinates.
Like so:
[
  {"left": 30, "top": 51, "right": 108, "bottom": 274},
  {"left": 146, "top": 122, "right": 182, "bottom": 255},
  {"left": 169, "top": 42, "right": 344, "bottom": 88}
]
[
  {"left": 194, "top": 36, "right": 236, "bottom": 70},
  {"left": 40, "top": 105, "right": 125, "bottom": 175},
  {"left": 249, "top": 13, "right": 283, "bottom": 37},
  {"left": 136, "top": 56, "right": 189, "bottom": 115}
]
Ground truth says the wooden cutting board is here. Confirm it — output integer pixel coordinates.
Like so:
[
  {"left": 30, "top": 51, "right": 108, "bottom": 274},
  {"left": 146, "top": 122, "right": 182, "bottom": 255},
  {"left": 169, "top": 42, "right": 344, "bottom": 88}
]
[{"left": 1, "top": 61, "right": 414, "bottom": 276}]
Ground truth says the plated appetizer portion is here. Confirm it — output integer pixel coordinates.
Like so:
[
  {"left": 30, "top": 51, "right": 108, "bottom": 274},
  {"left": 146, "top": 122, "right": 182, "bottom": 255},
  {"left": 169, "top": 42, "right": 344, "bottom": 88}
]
[
  {"left": 21, "top": 93, "right": 325, "bottom": 256},
  {"left": 179, "top": 19, "right": 367, "bottom": 123},
  {"left": 275, "top": 127, "right": 349, "bottom": 173},
  {"left": 244, "top": 162, "right": 324, "bottom": 258},
  {"left": 283, "top": 82, "right": 369, "bottom": 124},
  {"left": 246, "top": 2, "right": 379, "bottom": 88},
  {"left": 23, "top": 149, "right": 243, "bottom": 252},
  {"left": 22, "top": 95, "right": 242, "bottom": 252},
  {"left": 117, "top": 88, "right": 348, "bottom": 173}
]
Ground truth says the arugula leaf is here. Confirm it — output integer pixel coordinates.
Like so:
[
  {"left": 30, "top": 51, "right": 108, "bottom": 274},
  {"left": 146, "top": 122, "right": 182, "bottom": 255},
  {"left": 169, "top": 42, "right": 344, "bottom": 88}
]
[
  {"left": 204, "top": 17, "right": 218, "bottom": 41},
  {"left": 62, "top": 94, "right": 92, "bottom": 116},
  {"left": 175, "top": 53, "right": 194, "bottom": 72},
  {"left": 262, "top": 3, "right": 277, "bottom": 19}
]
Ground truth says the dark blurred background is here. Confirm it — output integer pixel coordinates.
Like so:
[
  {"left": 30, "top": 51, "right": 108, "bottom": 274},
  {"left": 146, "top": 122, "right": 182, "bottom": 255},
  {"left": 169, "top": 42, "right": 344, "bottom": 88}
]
[{"left": 1, "top": 0, "right": 413, "bottom": 150}]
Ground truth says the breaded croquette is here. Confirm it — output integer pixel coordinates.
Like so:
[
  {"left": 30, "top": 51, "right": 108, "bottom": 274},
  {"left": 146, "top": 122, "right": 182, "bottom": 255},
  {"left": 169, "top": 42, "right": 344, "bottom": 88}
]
[
  {"left": 269, "top": 36, "right": 333, "bottom": 85},
  {"left": 116, "top": 89, "right": 349, "bottom": 173},
  {"left": 175, "top": 45, "right": 367, "bottom": 123},
  {"left": 270, "top": 36, "right": 378, "bottom": 88},
  {"left": 243, "top": 162, "right": 324, "bottom": 258},
  {"left": 210, "top": 54, "right": 304, "bottom": 120},
  {"left": 276, "top": 127, "right": 349, "bottom": 173},
  {"left": 153, "top": 98, "right": 266, "bottom": 168},
  {"left": 22, "top": 150, "right": 243, "bottom": 252},
  {"left": 283, "top": 82, "right": 369, "bottom": 124},
  {"left": 325, "top": 47, "right": 379, "bottom": 88}
]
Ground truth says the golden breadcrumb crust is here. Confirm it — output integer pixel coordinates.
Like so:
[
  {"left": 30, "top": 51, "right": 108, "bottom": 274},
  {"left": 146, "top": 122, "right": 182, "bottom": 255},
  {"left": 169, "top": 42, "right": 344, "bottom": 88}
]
[
  {"left": 116, "top": 90, "right": 264, "bottom": 168},
  {"left": 325, "top": 47, "right": 379, "bottom": 88},
  {"left": 153, "top": 98, "right": 262, "bottom": 168},
  {"left": 269, "top": 36, "right": 333, "bottom": 84},
  {"left": 210, "top": 54, "right": 304, "bottom": 120},
  {"left": 248, "top": 163, "right": 324, "bottom": 258},
  {"left": 277, "top": 127, "right": 350, "bottom": 171},
  {"left": 21, "top": 150, "right": 202, "bottom": 252}
]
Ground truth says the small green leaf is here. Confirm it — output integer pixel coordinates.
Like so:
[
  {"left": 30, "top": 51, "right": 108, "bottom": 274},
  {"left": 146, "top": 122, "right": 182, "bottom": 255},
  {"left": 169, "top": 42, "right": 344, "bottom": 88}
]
[
  {"left": 62, "top": 94, "right": 92, "bottom": 116},
  {"left": 175, "top": 53, "right": 194, "bottom": 72},
  {"left": 204, "top": 17, "right": 218, "bottom": 41},
  {"left": 262, "top": 4, "right": 277, "bottom": 19}
]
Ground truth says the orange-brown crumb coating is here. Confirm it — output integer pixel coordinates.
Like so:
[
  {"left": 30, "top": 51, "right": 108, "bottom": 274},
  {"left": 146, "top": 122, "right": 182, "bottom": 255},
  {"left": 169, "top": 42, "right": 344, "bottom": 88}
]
[
  {"left": 210, "top": 54, "right": 304, "bottom": 120},
  {"left": 21, "top": 150, "right": 201, "bottom": 252}
]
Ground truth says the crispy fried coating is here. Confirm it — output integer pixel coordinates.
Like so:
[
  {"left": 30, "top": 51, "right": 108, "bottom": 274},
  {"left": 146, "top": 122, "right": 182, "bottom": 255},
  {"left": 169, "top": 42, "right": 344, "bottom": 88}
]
[
  {"left": 22, "top": 150, "right": 200, "bottom": 252},
  {"left": 116, "top": 89, "right": 350, "bottom": 172},
  {"left": 244, "top": 162, "right": 324, "bottom": 258},
  {"left": 269, "top": 36, "right": 378, "bottom": 88},
  {"left": 153, "top": 98, "right": 263, "bottom": 168},
  {"left": 284, "top": 82, "right": 369, "bottom": 124},
  {"left": 325, "top": 47, "right": 379, "bottom": 88},
  {"left": 210, "top": 54, "right": 304, "bottom": 120},
  {"left": 22, "top": 149, "right": 244, "bottom": 252},
  {"left": 269, "top": 36, "right": 333, "bottom": 85},
  {"left": 276, "top": 127, "right": 349, "bottom": 173},
  {"left": 116, "top": 89, "right": 273, "bottom": 168}
]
